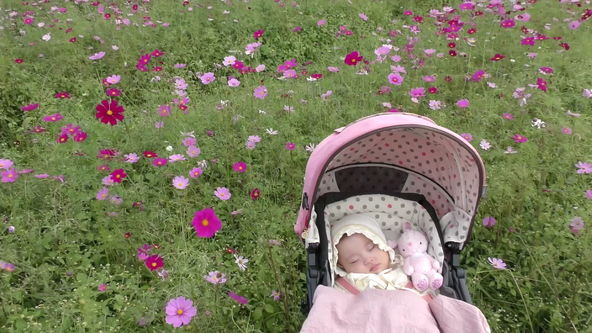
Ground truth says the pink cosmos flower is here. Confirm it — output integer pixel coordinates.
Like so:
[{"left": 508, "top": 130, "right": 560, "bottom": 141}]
[
  {"left": 214, "top": 187, "right": 232, "bottom": 200},
  {"left": 459, "top": 2, "right": 475, "bottom": 10},
  {"left": 317, "top": 19, "right": 327, "bottom": 26},
  {"left": 456, "top": 99, "right": 470, "bottom": 108},
  {"left": 487, "top": 257, "right": 507, "bottom": 270},
  {"left": 285, "top": 142, "right": 296, "bottom": 151},
  {"left": 21, "top": 103, "right": 39, "bottom": 112},
  {"left": 105, "top": 74, "right": 121, "bottom": 84},
  {"left": 253, "top": 85, "right": 268, "bottom": 99},
  {"left": 575, "top": 162, "right": 592, "bottom": 174},
  {"left": 512, "top": 134, "right": 528, "bottom": 143},
  {"left": 228, "top": 291, "right": 249, "bottom": 305},
  {"left": 88, "top": 51, "right": 106, "bottom": 60},
  {"left": 460, "top": 133, "right": 473, "bottom": 142},
  {"left": 327, "top": 66, "right": 340, "bottom": 73},
  {"left": 502, "top": 113, "right": 514, "bottom": 120},
  {"left": 358, "top": 13, "right": 368, "bottom": 21},
  {"left": 514, "top": 13, "right": 531, "bottom": 22},
  {"left": 42, "top": 113, "right": 64, "bottom": 122},
  {"left": 1, "top": 168, "right": 18, "bottom": 183},
  {"left": 204, "top": 271, "right": 226, "bottom": 284},
  {"left": 189, "top": 167, "right": 203, "bottom": 178},
  {"left": 409, "top": 87, "right": 425, "bottom": 98},
  {"left": 561, "top": 127, "right": 572, "bottom": 135},
  {"left": 96, "top": 187, "right": 109, "bottom": 200},
  {"left": 165, "top": 297, "right": 197, "bottom": 328},
  {"left": 187, "top": 145, "right": 201, "bottom": 158},
  {"left": 199, "top": 72, "right": 216, "bottom": 85},
  {"left": 168, "top": 154, "right": 186, "bottom": 163},
  {"left": 482, "top": 216, "right": 497, "bottom": 228},
  {"left": 585, "top": 190, "right": 592, "bottom": 200},
  {"left": 193, "top": 208, "right": 222, "bottom": 238},
  {"left": 172, "top": 176, "right": 189, "bottom": 189},
  {"left": 387, "top": 73, "right": 404, "bottom": 85},
  {"left": 136, "top": 244, "right": 153, "bottom": 261},
  {"left": 568, "top": 21, "right": 581, "bottom": 30},
  {"left": 232, "top": 162, "right": 247, "bottom": 173},
  {"left": 98, "top": 284, "right": 108, "bottom": 292},
  {"left": 582, "top": 89, "right": 592, "bottom": 98},
  {"left": 158, "top": 105, "right": 171, "bottom": 117},
  {"left": 182, "top": 137, "right": 197, "bottom": 147},
  {"left": 271, "top": 290, "right": 282, "bottom": 301},
  {"left": 228, "top": 78, "right": 240, "bottom": 87},
  {"left": 124, "top": 153, "right": 140, "bottom": 163},
  {"left": 0, "top": 159, "right": 14, "bottom": 170},
  {"left": 569, "top": 217, "right": 585, "bottom": 234}
]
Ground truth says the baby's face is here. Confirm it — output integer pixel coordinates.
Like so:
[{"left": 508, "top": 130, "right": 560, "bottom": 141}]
[{"left": 336, "top": 233, "right": 390, "bottom": 274}]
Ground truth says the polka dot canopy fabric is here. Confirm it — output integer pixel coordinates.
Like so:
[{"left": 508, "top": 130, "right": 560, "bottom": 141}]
[{"left": 295, "top": 113, "right": 486, "bottom": 247}]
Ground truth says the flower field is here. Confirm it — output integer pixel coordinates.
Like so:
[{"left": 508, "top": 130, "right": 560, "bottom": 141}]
[{"left": 1, "top": 0, "right": 591, "bottom": 331}]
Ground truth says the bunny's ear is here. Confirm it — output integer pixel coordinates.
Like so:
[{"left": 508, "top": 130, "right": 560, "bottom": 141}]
[{"left": 403, "top": 222, "right": 412, "bottom": 230}]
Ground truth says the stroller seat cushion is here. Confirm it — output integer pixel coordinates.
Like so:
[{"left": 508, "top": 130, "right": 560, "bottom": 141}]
[{"left": 324, "top": 194, "right": 444, "bottom": 277}]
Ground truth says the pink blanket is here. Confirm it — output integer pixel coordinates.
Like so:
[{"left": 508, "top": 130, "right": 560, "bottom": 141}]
[{"left": 300, "top": 286, "right": 490, "bottom": 333}]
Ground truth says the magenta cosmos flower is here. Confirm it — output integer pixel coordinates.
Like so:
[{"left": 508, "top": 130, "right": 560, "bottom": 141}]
[
  {"left": 344, "top": 51, "right": 363, "bottom": 66},
  {"left": 228, "top": 291, "right": 249, "bottom": 305},
  {"left": 232, "top": 161, "right": 247, "bottom": 173},
  {"left": 109, "top": 169, "right": 127, "bottom": 183},
  {"left": 285, "top": 142, "right": 296, "bottom": 151},
  {"left": 456, "top": 99, "right": 470, "bottom": 108},
  {"left": 145, "top": 254, "right": 164, "bottom": 271},
  {"left": 482, "top": 216, "right": 497, "bottom": 228},
  {"left": 165, "top": 296, "right": 197, "bottom": 328},
  {"left": 192, "top": 207, "right": 222, "bottom": 238},
  {"left": 42, "top": 113, "right": 64, "bottom": 122},
  {"left": 20, "top": 103, "right": 39, "bottom": 112},
  {"left": 96, "top": 99, "right": 125, "bottom": 125},
  {"left": 512, "top": 134, "right": 528, "bottom": 143}
]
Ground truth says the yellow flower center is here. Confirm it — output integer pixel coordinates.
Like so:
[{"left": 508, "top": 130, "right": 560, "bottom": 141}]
[
  {"left": 201, "top": 219, "right": 209, "bottom": 226},
  {"left": 107, "top": 110, "right": 113, "bottom": 115},
  {"left": 115, "top": 175, "right": 121, "bottom": 178},
  {"left": 151, "top": 262, "right": 157, "bottom": 267},
  {"left": 177, "top": 309, "right": 184, "bottom": 315},
  {"left": 8, "top": 174, "right": 13, "bottom": 178}
]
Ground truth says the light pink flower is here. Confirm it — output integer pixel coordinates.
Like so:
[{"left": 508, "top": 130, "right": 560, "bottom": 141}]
[
  {"left": 199, "top": 72, "right": 216, "bottom": 85},
  {"left": 172, "top": 176, "right": 189, "bottom": 189},
  {"left": 214, "top": 187, "right": 231, "bottom": 200}
]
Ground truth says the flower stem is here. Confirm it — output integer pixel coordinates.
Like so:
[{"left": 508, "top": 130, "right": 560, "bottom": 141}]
[
  {"left": 267, "top": 246, "right": 293, "bottom": 332},
  {"left": 508, "top": 270, "right": 535, "bottom": 333}
]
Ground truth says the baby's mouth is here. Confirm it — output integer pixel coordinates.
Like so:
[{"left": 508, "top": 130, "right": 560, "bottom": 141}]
[{"left": 370, "top": 264, "right": 381, "bottom": 273}]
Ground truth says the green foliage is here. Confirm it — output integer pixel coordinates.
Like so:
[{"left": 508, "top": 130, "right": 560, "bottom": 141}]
[{"left": 0, "top": 0, "right": 591, "bottom": 332}]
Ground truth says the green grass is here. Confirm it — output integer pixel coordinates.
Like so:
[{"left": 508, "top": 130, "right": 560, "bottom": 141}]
[{"left": 1, "top": 0, "right": 591, "bottom": 331}]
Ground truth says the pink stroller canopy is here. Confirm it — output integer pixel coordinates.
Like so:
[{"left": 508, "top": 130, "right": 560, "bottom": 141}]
[{"left": 295, "top": 112, "right": 487, "bottom": 246}]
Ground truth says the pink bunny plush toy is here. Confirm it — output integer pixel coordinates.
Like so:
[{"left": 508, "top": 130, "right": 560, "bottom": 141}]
[{"left": 395, "top": 223, "right": 443, "bottom": 292}]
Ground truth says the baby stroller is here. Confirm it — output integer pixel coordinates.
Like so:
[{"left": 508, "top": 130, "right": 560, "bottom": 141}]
[{"left": 294, "top": 112, "right": 487, "bottom": 313}]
